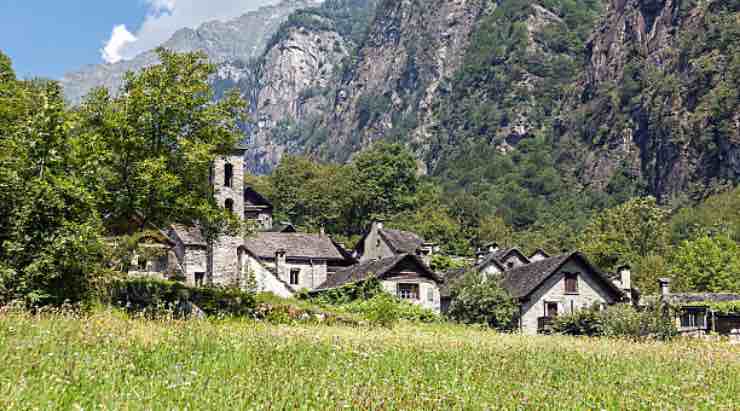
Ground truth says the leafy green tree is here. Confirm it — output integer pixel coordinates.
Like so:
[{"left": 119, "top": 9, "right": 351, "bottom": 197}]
[
  {"left": 447, "top": 271, "right": 518, "bottom": 329},
  {"left": 579, "top": 197, "right": 670, "bottom": 290},
  {"left": 79, "top": 48, "right": 247, "bottom": 238},
  {"left": 349, "top": 141, "right": 419, "bottom": 223},
  {"left": 0, "top": 68, "right": 107, "bottom": 305},
  {"left": 669, "top": 234, "right": 740, "bottom": 293}
]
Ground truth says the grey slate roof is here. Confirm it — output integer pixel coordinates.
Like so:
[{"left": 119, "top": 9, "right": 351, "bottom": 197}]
[
  {"left": 493, "top": 248, "right": 530, "bottom": 265},
  {"left": 170, "top": 224, "right": 207, "bottom": 247},
  {"left": 379, "top": 229, "right": 424, "bottom": 254},
  {"left": 244, "top": 187, "right": 273, "bottom": 208},
  {"left": 244, "top": 232, "right": 348, "bottom": 261},
  {"left": 315, "top": 253, "right": 440, "bottom": 291},
  {"left": 501, "top": 252, "right": 625, "bottom": 300},
  {"left": 642, "top": 293, "right": 740, "bottom": 306}
]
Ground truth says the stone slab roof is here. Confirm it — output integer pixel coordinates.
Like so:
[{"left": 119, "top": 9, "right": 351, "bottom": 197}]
[
  {"left": 170, "top": 224, "right": 207, "bottom": 247},
  {"left": 315, "top": 254, "right": 440, "bottom": 291},
  {"left": 501, "top": 252, "right": 624, "bottom": 300},
  {"left": 379, "top": 229, "right": 424, "bottom": 254},
  {"left": 244, "top": 232, "right": 348, "bottom": 261},
  {"left": 642, "top": 293, "right": 740, "bottom": 306}
]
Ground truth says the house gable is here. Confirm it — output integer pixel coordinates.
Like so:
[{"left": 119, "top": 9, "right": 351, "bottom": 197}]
[{"left": 512, "top": 254, "right": 625, "bottom": 334}]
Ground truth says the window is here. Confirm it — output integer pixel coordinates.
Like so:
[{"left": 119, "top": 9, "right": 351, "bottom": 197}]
[
  {"left": 290, "top": 269, "right": 300, "bottom": 285},
  {"left": 194, "top": 272, "right": 205, "bottom": 287},
  {"left": 224, "top": 163, "right": 233, "bottom": 188},
  {"left": 225, "top": 199, "right": 234, "bottom": 214},
  {"left": 546, "top": 302, "right": 559, "bottom": 318},
  {"left": 427, "top": 288, "right": 434, "bottom": 303},
  {"left": 680, "top": 310, "right": 707, "bottom": 329},
  {"left": 397, "top": 284, "right": 419, "bottom": 300},
  {"left": 564, "top": 273, "right": 579, "bottom": 294},
  {"left": 138, "top": 257, "right": 148, "bottom": 272}
]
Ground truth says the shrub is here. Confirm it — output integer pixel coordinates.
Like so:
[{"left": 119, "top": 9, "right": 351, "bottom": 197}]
[
  {"left": 107, "top": 278, "right": 255, "bottom": 318},
  {"left": 553, "top": 303, "right": 677, "bottom": 340},
  {"left": 362, "top": 293, "right": 400, "bottom": 328},
  {"left": 341, "top": 293, "right": 440, "bottom": 325},
  {"left": 446, "top": 272, "right": 518, "bottom": 330}
]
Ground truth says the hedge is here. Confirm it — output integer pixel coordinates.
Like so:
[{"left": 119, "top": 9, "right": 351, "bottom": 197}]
[{"left": 108, "top": 278, "right": 255, "bottom": 317}]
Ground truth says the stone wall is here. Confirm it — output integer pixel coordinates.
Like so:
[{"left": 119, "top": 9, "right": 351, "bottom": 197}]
[
  {"left": 519, "top": 260, "right": 619, "bottom": 335},
  {"left": 382, "top": 275, "right": 441, "bottom": 312},
  {"left": 360, "top": 223, "right": 395, "bottom": 262},
  {"left": 273, "top": 258, "right": 328, "bottom": 291},
  {"left": 243, "top": 254, "right": 294, "bottom": 298}
]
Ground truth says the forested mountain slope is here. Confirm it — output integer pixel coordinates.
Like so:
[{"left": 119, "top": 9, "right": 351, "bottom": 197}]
[{"left": 62, "top": 0, "right": 739, "bottom": 205}]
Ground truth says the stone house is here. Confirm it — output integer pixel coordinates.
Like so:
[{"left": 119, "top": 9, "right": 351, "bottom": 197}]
[
  {"left": 241, "top": 232, "right": 355, "bottom": 295},
  {"left": 529, "top": 249, "right": 550, "bottom": 262},
  {"left": 475, "top": 244, "right": 531, "bottom": 275},
  {"left": 443, "top": 251, "right": 629, "bottom": 334},
  {"left": 355, "top": 221, "right": 438, "bottom": 263},
  {"left": 313, "top": 253, "right": 445, "bottom": 312},
  {"left": 641, "top": 278, "right": 740, "bottom": 338}
]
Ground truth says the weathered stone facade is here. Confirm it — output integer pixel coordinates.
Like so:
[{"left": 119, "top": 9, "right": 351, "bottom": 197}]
[{"left": 518, "top": 259, "right": 620, "bottom": 335}]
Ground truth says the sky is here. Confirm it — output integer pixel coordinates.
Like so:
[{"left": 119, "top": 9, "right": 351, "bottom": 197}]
[{"left": 0, "top": 0, "right": 278, "bottom": 80}]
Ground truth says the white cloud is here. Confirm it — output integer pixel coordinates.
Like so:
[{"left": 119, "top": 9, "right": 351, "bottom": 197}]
[
  {"left": 102, "top": 25, "right": 138, "bottom": 64},
  {"left": 102, "top": 0, "right": 280, "bottom": 63}
]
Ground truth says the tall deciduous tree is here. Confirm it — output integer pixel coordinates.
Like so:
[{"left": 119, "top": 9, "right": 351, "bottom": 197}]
[
  {"left": 0, "top": 61, "right": 106, "bottom": 305},
  {"left": 79, "top": 48, "right": 248, "bottom": 237},
  {"left": 579, "top": 197, "right": 670, "bottom": 291},
  {"left": 669, "top": 234, "right": 740, "bottom": 293}
]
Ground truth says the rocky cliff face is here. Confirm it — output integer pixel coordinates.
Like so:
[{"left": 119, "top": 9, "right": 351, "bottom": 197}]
[
  {"left": 61, "top": 0, "right": 320, "bottom": 104},
  {"left": 247, "top": 25, "right": 352, "bottom": 173},
  {"left": 320, "top": 0, "right": 487, "bottom": 169},
  {"left": 568, "top": 0, "right": 739, "bottom": 200},
  {"left": 62, "top": 0, "right": 739, "bottom": 200}
]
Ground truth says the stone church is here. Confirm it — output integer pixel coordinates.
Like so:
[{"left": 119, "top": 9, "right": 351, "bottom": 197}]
[{"left": 129, "top": 146, "right": 354, "bottom": 294}]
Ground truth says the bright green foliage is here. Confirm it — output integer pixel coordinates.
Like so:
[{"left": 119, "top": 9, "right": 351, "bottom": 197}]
[
  {"left": 350, "top": 141, "right": 419, "bottom": 221},
  {"left": 79, "top": 48, "right": 248, "bottom": 239},
  {"left": 0, "top": 73, "right": 106, "bottom": 305},
  {"left": 670, "top": 186, "right": 740, "bottom": 244},
  {"left": 668, "top": 234, "right": 740, "bottom": 293},
  {"left": 579, "top": 197, "right": 670, "bottom": 289},
  {"left": 0, "top": 50, "right": 249, "bottom": 306},
  {"left": 553, "top": 303, "right": 677, "bottom": 340},
  {"left": 107, "top": 278, "right": 256, "bottom": 317},
  {"left": 446, "top": 271, "right": 518, "bottom": 329},
  {"left": 686, "top": 300, "right": 740, "bottom": 315}
]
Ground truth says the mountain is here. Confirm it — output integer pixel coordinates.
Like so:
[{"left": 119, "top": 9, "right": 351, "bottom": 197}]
[
  {"left": 61, "top": 0, "right": 321, "bottom": 104},
  {"left": 62, "top": 0, "right": 739, "bottom": 205},
  {"left": 250, "top": 0, "right": 738, "bottom": 203}
]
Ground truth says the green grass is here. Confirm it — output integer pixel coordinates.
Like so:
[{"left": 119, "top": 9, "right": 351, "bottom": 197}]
[{"left": 1, "top": 310, "right": 739, "bottom": 410}]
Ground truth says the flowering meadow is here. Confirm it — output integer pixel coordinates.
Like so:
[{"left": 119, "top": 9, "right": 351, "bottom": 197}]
[{"left": 0, "top": 309, "right": 738, "bottom": 410}]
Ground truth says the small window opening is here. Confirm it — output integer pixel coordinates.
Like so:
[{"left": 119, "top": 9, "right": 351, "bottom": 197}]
[
  {"left": 138, "top": 257, "right": 148, "bottom": 272},
  {"left": 565, "top": 273, "right": 579, "bottom": 294},
  {"left": 290, "top": 269, "right": 300, "bottom": 285},
  {"left": 546, "top": 302, "right": 559, "bottom": 317},
  {"left": 224, "top": 163, "right": 234, "bottom": 188},
  {"left": 397, "top": 284, "right": 419, "bottom": 300},
  {"left": 225, "top": 199, "right": 234, "bottom": 214},
  {"left": 195, "top": 272, "right": 205, "bottom": 287}
]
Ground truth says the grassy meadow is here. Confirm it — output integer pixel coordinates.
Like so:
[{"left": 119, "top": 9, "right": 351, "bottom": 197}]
[{"left": 1, "top": 310, "right": 738, "bottom": 410}]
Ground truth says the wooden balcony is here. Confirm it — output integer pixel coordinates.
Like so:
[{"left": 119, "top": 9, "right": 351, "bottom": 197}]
[{"left": 538, "top": 317, "right": 555, "bottom": 334}]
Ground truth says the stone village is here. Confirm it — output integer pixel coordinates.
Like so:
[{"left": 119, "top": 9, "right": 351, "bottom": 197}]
[{"left": 128, "top": 147, "right": 740, "bottom": 336}]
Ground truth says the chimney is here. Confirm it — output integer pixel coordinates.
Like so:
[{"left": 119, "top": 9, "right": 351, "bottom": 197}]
[
  {"left": 372, "top": 219, "right": 384, "bottom": 233},
  {"left": 618, "top": 265, "right": 631, "bottom": 290},
  {"left": 658, "top": 278, "right": 671, "bottom": 298},
  {"left": 488, "top": 242, "right": 500, "bottom": 254},
  {"left": 320, "top": 226, "right": 326, "bottom": 236},
  {"left": 276, "top": 248, "right": 287, "bottom": 281}
]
